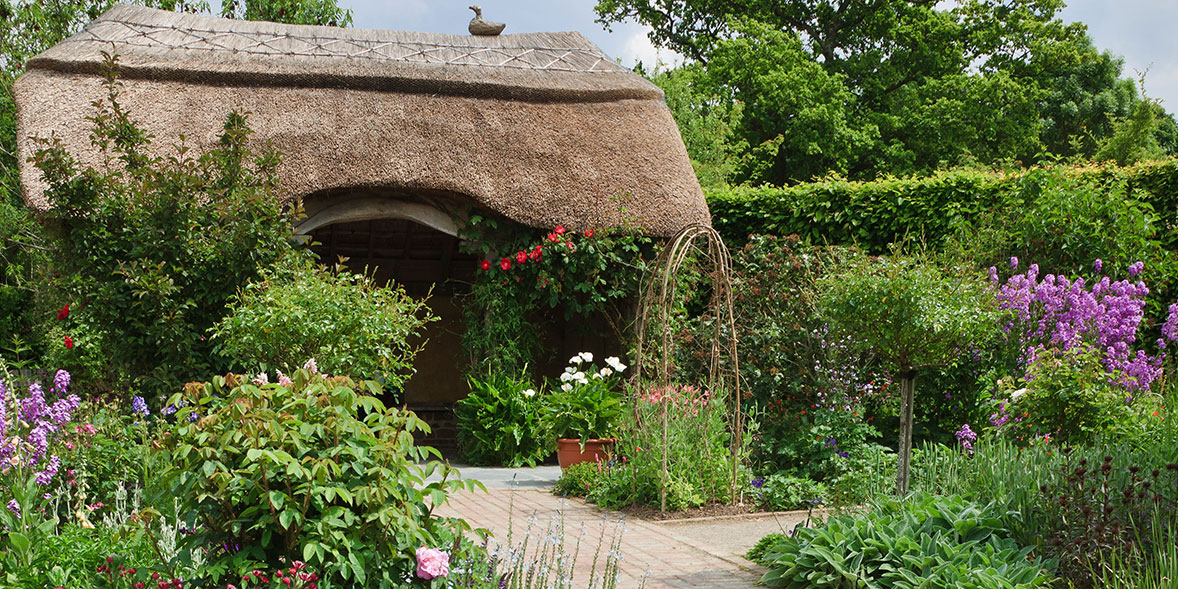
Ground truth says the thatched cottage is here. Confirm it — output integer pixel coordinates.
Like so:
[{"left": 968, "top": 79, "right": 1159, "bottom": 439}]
[{"left": 15, "top": 5, "right": 708, "bottom": 440}]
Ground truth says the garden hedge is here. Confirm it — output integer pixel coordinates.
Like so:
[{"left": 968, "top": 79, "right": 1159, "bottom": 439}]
[{"left": 705, "top": 159, "right": 1178, "bottom": 250}]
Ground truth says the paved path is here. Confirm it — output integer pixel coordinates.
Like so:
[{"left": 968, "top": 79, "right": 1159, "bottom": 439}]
[{"left": 435, "top": 485, "right": 769, "bottom": 588}]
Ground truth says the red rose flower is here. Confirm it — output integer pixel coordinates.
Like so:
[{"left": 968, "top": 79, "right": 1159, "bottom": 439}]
[
  {"left": 515, "top": 250, "right": 527, "bottom": 264},
  {"left": 564, "top": 241, "right": 576, "bottom": 252},
  {"left": 63, "top": 335, "right": 74, "bottom": 349},
  {"left": 547, "top": 232, "right": 560, "bottom": 243},
  {"left": 499, "top": 257, "right": 512, "bottom": 271},
  {"left": 480, "top": 259, "right": 491, "bottom": 271},
  {"left": 583, "top": 229, "right": 595, "bottom": 238},
  {"left": 528, "top": 248, "right": 541, "bottom": 261},
  {"left": 554, "top": 225, "right": 566, "bottom": 235},
  {"left": 57, "top": 304, "right": 70, "bottom": 321}
]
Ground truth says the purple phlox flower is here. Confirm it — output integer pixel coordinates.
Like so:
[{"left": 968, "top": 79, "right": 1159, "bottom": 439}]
[
  {"left": 131, "top": 396, "right": 150, "bottom": 418},
  {"left": 51, "top": 370, "right": 70, "bottom": 396},
  {"left": 1093, "top": 259, "right": 1103, "bottom": 274},
  {"left": 1129, "top": 261, "right": 1144, "bottom": 277},
  {"left": 35, "top": 454, "right": 60, "bottom": 486},
  {"left": 1010, "top": 256, "right": 1019, "bottom": 271},
  {"left": 955, "top": 423, "right": 977, "bottom": 455},
  {"left": 21, "top": 383, "right": 47, "bottom": 423}
]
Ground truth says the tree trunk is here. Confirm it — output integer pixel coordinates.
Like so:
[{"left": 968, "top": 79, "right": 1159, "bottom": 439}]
[{"left": 896, "top": 370, "right": 916, "bottom": 496}]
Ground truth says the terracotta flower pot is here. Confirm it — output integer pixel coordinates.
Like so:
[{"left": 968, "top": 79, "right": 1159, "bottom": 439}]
[{"left": 556, "top": 438, "right": 615, "bottom": 470}]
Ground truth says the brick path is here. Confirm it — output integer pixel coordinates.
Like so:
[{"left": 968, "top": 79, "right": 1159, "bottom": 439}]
[{"left": 435, "top": 488, "right": 765, "bottom": 588}]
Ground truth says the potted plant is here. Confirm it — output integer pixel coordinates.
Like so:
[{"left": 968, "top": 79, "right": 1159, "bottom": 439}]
[{"left": 543, "top": 352, "right": 627, "bottom": 469}]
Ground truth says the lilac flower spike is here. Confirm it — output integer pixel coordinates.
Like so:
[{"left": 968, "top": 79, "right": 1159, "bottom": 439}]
[
  {"left": 1010, "top": 256, "right": 1019, "bottom": 271},
  {"left": 1129, "top": 261, "right": 1144, "bottom": 277},
  {"left": 1094, "top": 259, "right": 1103, "bottom": 274}
]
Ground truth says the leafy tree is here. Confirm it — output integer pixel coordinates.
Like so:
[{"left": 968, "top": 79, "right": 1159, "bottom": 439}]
[
  {"left": 219, "top": 0, "right": 351, "bottom": 27},
  {"left": 0, "top": 0, "right": 350, "bottom": 365},
  {"left": 34, "top": 56, "right": 295, "bottom": 395},
  {"left": 643, "top": 63, "right": 744, "bottom": 189},
  {"left": 1038, "top": 36, "right": 1137, "bottom": 158},
  {"left": 817, "top": 251, "right": 998, "bottom": 494},
  {"left": 600, "top": 0, "right": 1175, "bottom": 182}
]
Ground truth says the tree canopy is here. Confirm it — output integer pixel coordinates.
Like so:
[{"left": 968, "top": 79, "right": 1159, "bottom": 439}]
[{"left": 606, "top": 0, "right": 1178, "bottom": 185}]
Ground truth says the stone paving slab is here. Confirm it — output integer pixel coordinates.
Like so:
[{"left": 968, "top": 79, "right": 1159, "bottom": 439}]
[{"left": 435, "top": 488, "right": 765, "bottom": 588}]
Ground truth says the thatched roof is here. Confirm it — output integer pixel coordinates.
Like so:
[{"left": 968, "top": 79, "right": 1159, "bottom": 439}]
[{"left": 15, "top": 5, "right": 709, "bottom": 236}]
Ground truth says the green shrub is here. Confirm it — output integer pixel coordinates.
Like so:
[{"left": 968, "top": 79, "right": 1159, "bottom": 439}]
[
  {"left": 212, "top": 255, "right": 436, "bottom": 391},
  {"left": 588, "top": 384, "right": 737, "bottom": 511},
  {"left": 34, "top": 56, "right": 293, "bottom": 397},
  {"left": 756, "top": 493, "right": 1054, "bottom": 588},
  {"left": 704, "top": 160, "right": 1178, "bottom": 251},
  {"left": 159, "top": 368, "right": 481, "bottom": 586},
  {"left": 455, "top": 373, "right": 551, "bottom": 467},
  {"left": 1000, "top": 348, "right": 1146, "bottom": 444},
  {"left": 552, "top": 462, "right": 599, "bottom": 498},
  {"left": 755, "top": 474, "right": 826, "bottom": 512}
]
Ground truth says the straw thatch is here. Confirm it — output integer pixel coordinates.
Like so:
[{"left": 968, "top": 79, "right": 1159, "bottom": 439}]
[{"left": 15, "top": 5, "right": 709, "bottom": 236}]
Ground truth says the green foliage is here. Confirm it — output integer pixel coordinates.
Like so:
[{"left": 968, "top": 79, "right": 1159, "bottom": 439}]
[
  {"left": 542, "top": 364, "right": 624, "bottom": 443},
  {"left": 818, "top": 251, "right": 999, "bottom": 373},
  {"left": 599, "top": 0, "right": 1177, "bottom": 180},
  {"left": 212, "top": 254, "right": 436, "bottom": 390},
  {"left": 552, "top": 461, "right": 598, "bottom": 498},
  {"left": 756, "top": 493, "right": 1054, "bottom": 588},
  {"left": 642, "top": 63, "right": 743, "bottom": 189},
  {"left": 218, "top": 0, "right": 351, "bottom": 26},
  {"left": 34, "top": 58, "right": 293, "bottom": 396},
  {"left": 1097, "top": 89, "right": 1167, "bottom": 166},
  {"left": 746, "top": 532, "right": 788, "bottom": 565},
  {"left": 952, "top": 164, "right": 1171, "bottom": 282},
  {"left": 1002, "top": 348, "right": 1145, "bottom": 444},
  {"left": 159, "top": 369, "right": 482, "bottom": 586},
  {"left": 1038, "top": 37, "right": 1137, "bottom": 158},
  {"left": 755, "top": 474, "right": 826, "bottom": 512},
  {"left": 701, "top": 20, "right": 871, "bottom": 185},
  {"left": 459, "top": 215, "right": 652, "bottom": 376},
  {"left": 455, "top": 373, "right": 550, "bottom": 467},
  {"left": 588, "top": 384, "right": 737, "bottom": 511}
]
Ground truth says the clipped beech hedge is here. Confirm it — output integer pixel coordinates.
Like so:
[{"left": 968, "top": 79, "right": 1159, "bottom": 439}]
[{"left": 706, "top": 159, "right": 1178, "bottom": 249}]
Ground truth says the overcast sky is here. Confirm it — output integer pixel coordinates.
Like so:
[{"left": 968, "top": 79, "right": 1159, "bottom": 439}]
[{"left": 327, "top": 1, "right": 1178, "bottom": 112}]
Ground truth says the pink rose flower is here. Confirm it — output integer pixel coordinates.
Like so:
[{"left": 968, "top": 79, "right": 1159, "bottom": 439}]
[{"left": 415, "top": 546, "right": 449, "bottom": 580}]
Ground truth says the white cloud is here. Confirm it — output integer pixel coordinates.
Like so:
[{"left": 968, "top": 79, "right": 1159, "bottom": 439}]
[{"left": 615, "top": 26, "right": 683, "bottom": 69}]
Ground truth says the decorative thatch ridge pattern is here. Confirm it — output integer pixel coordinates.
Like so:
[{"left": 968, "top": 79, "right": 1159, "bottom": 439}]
[{"left": 16, "top": 5, "right": 709, "bottom": 236}]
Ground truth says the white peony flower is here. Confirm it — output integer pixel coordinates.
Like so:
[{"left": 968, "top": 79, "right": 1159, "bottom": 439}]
[
  {"left": 561, "top": 383, "right": 573, "bottom": 392},
  {"left": 579, "top": 351, "right": 594, "bottom": 363},
  {"left": 522, "top": 388, "right": 536, "bottom": 397}
]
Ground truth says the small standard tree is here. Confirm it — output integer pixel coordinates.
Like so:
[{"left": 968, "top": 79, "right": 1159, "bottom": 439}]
[{"left": 818, "top": 251, "right": 999, "bottom": 495}]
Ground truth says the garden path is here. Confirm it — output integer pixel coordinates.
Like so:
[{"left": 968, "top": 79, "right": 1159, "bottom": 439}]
[{"left": 433, "top": 464, "right": 776, "bottom": 588}]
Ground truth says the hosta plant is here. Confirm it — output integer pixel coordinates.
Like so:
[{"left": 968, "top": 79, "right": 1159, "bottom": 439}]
[{"left": 754, "top": 493, "right": 1054, "bottom": 588}]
